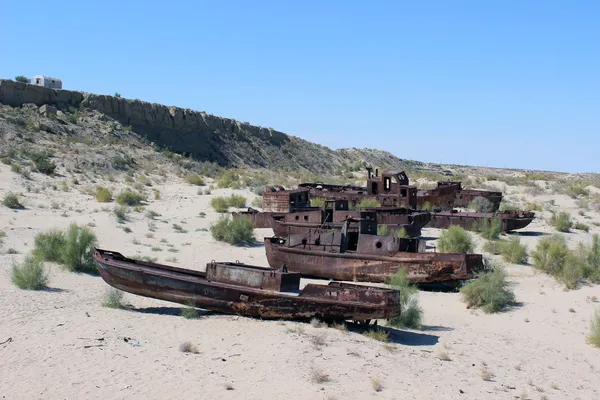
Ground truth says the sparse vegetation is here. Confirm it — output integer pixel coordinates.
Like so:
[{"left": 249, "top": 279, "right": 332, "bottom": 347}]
[
  {"left": 483, "top": 240, "right": 501, "bottom": 255},
  {"left": 114, "top": 205, "right": 129, "bottom": 223},
  {"left": 210, "top": 196, "right": 229, "bottom": 213},
  {"left": 475, "top": 217, "right": 502, "bottom": 240},
  {"left": 210, "top": 194, "right": 247, "bottom": 212},
  {"left": 179, "top": 341, "right": 200, "bottom": 354},
  {"left": 96, "top": 186, "right": 112, "bottom": 202},
  {"left": 103, "top": 287, "right": 124, "bottom": 309},
  {"left": 468, "top": 196, "right": 496, "bottom": 213},
  {"left": 27, "top": 151, "right": 56, "bottom": 175},
  {"left": 437, "top": 226, "right": 474, "bottom": 254},
  {"left": 363, "top": 329, "right": 390, "bottom": 342},
  {"left": 499, "top": 236, "right": 528, "bottom": 264},
  {"left": 357, "top": 198, "right": 380, "bottom": 209},
  {"left": 184, "top": 173, "right": 205, "bottom": 186},
  {"left": 388, "top": 268, "right": 423, "bottom": 329},
  {"left": 310, "top": 197, "right": 326, "bottom": 208},
  {"left": 3, "top": 193, "right": 24, "bottom": 209},
  {"left": 11, "top": 254, "right": 48, "bottom": 290},
  {"left": 115, "top": 190, "right": 145, "bottom": 206},
  {"left": 574, "top": 222, "right": 590, "bottom": 232},
  {"left": 309, "top": 367, "right": 331, "bottom": 384},
  {"left": 587, "top": 309, "right": 600, "bottom": 348},
  {"left": 460, "top": 266, "right": 516, "bottom": 313},
  {"left": 33, "top": 224, "right": 98, "bottom": 273},
  {"left": 210, "top": 216, "right": 255, "bottom": 246},
  {"left": 550, "top": 211, "right": 572, "bottom": 233},
  {"left": 228, "top": 194, "right": 247, "bottom": 208},
  {"left": 15, "top": 75, "right": 29, "bottom": 83},
  {"left": 370, "top": 377, "right": 383, "bottom": 392},
  {"left": 173, "top": 224, "right": 188, "bottom": 233},
  {"left": 181, "top": 301, "right": 199, "bottom": 319}
]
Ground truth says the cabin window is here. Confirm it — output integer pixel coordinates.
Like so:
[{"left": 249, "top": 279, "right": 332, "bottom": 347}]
[
  {"left": 401, "top": 188, "right": 407, "bottom": 197},
  {"left": 371, "top": 182, "right": 378, "bottom": 194},
  {"left": 315, "top": 238, "right": 320, "bottom": 246},
  {"left": 303, "top": 215, "right": 308, "bottom": 221},
  {"left": 36, "top": 78, "right": 41, "bottom": 84},
  {"left": 295, "top": 215, "right": 299, "bottom": 220},
  {"left": 384, "top": 177, "right": 391, "bottom": 192},
  {"left": 301, "top": 238, "right": 307, "bottom": 245}
]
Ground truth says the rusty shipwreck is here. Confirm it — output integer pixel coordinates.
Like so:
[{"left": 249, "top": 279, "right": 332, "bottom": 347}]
[
  {"left": 264, "top": 216, "right": 484, "bottom": 284},
  {"left": 94, "top": 249, "right": 401, "bottom": 321},
  {"left": 298, "top": 167, "right": 503, "bottom": 211}
]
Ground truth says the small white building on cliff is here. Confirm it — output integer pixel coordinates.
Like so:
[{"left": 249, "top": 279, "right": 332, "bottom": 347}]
[{"left": 31, "top": 75, "right": 62, "bottom": 89}]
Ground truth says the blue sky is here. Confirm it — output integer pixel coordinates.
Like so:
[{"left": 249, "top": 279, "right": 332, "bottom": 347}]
[{"left": 1, "top": 1, "right": 598, "bottom": 173}]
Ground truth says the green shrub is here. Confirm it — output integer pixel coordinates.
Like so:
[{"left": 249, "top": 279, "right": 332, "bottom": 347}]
[
  {"left": 438, "top": 226, "right": 474, "bottom": 254},
  {"left": 388, "top": 268, "right": 423, "bottom": 329},
  {"left": 210, "top": 216, "right": 255, "bottom": 246},
  {"left": 532, "top": 235, "right": 570, "bottom": 276},
  {"left": 11, "top": 254, "right": 48, "bottom": 290},
  {"left": 475, "top": 217, "right": 502, "bottom": 240},
  {"left": 483, "top": 240, "right": 501, "bottom": 255},
  {"left": 574, "top": 222, "right": 590, "bottom": 232},
  {"left": 587, "top": 310, "right": 600, "bottom": 348},
  {"left": 421, "top": 201, "right": 434, "bottom": 211},
  {"left": 310, "top": 197, "right": 326, "bottom": 208},
  {"left": 460, "top": 267, "right": 515, "bottom": 313},
  {"left": 173, "top": 224, "right": 188, "bottom": 233},
  {"left": 550, "top": 211, "right": 572, "bottom": 233},
  {"left": 15, "top": 75, "right": 29, "bottom": 83},
  {"left": 567, "top": 182, "right": 589, "bottom": 198},
  {"left": 10, "top": 163, "right": 21, "bottom": 173},
  {"left": 584, "top": 235, "right": 600, "bottom": 283},
  {"left": 251, "top": 197, "right": 263, "bottom": 208},
  {"left": 62, "top": 224, "right": 98, "bottom": 273},
  {"left": 96, "top": 186, "right": 112, "bottom": 202},
  {"left": 468, "top": 196, "right": 496, "bottom": 213},
  {"left": 33, "top": 229, "right": 66, "bottom": 263},
  {"left": 114, "top": 205, "right": 128, "bottom": 223},
  {"left": 499, "top": 201, "right": 518, "bottom": 212},
  {"left": 116, "top": 190, "right": 145, "bottom": 206},
  {"left": 217, "top": 170, "right": 240, "bottom": 188},
  {"left": 357, "top": 199, "right": 380, "bottom": 209},
  {"left": 228, "top": 194, "right": 247, "bottom": 208},
  {"left": 499, "top": 236, "right": 528, "bottom": 264},
  {"left": 184, "top": 173, "right": 205, "bottom": 186},
  {"left": 3, "top": 193, "right": 24, "bottom": 209},
  {"left": 103, "top": 287, "right": 124, "bottom": 309},
  {"left": 28, "top": 152, "right": 56, "bottom": 175},
  {"left": 210, "top": 197, "right": 229, "bottom": 213},
  {"left": 33, "top": 224, "right": 97, "bottom": 273},
  {"left": 181, "top": 301, "right": 199, "bottom": 319}
]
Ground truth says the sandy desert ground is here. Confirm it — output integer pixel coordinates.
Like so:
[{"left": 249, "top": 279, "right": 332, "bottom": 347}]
[{"left": 1, "top": 165, "right": 600, "bottom": 400}]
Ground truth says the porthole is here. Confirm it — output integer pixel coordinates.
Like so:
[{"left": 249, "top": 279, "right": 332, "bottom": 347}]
[{"left": 375, "top": 241, "right": 382, "bottom": 248}]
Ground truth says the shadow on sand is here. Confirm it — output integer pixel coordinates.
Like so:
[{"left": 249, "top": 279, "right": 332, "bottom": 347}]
[{"left": 128, "top": 306, "right": 215, "bottom": 317}]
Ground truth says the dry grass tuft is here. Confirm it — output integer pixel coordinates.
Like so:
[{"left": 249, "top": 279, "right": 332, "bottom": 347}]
[
  {"left": 480, "top": 367, "right": 494, "bottom": 381},
  {"left": 179, "top": 341, "right": 200, "bottom": 354},
  {"left": 309, "top": 333, "right": 327, "bottom": 349},
  {"left": 363, "top": 329, "right": 390, "bottom": 342},
  {"left": 370, "top": 376, "right": 383, "bottom": 392},
  {"left": 309, "top": 367, "right": 331, "bottom": 384}
]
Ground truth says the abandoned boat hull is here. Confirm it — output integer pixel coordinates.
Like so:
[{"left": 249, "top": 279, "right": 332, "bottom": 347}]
[
  {"left": 264, "top": 238, "right": 482, "bottom": 284},
  {"left": 428, "top": 210, "right": 535, "bottom": 232},
  {"left": 93, "top": 249, "right": 400, "bottom": 320},
  {"left": 272, "top": 221, "right": 423, "bottom": 238}
]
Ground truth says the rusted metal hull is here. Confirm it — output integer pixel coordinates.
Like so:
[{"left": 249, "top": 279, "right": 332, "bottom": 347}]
[
  {"left": 272, "top": 220, "right": 423, "bottom": 238},
  {"left": 428, "top": 210, "right": 535, "bottom": 232},
  {"left": 264, "top": 238, "right": 483, "bottom": 284},
  {"left": 233, "top": 207, "right": 431, "bottom": 238},
  {"left": 93, "top": 249, "right": 400, "bottom": 321},
  {"left": 417, "top": 184, "right": 503, "bottom": 211}
]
